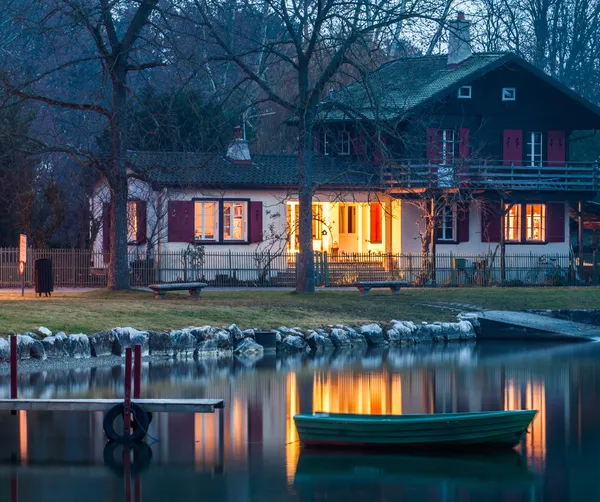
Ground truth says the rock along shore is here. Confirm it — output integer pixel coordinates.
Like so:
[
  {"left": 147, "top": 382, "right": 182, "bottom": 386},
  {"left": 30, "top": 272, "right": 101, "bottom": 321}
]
[{"left": 0, "top": 315, "right": 477, "bottom": 363}]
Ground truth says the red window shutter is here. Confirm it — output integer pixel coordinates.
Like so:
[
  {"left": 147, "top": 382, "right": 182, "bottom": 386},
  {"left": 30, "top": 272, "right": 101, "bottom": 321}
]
[
  {"left": 373, "top": 135, "right": 386, "bottom": 166},
  {"left": 426, "top": 128, "right": 442, "bottom": 162},
  {"left": 136, "top": 201, "right": 147, "bottom": 244},
  {"left": 352, "top": 131, "right": 366, "bottom": 156},
  {"left": 547, "top": 131, "right": 566, "bottom": 166},
  {"left": 481, "top": 202, "right": 501, "bottom": 242},
  {"left": 459, "top": 128, "right": 470, "bottom": 159},
  {"left": 168, "top": 201, "right": 194, "bottom": 242},
  {"left": 249, "top": 201, "right": 263, "bottom": 243},
  {"left": 103, "top": 203, "right": 111, "bottom": 253},
  {"left": 503, "top": 130, "right": 522, "bottom": 166},
  {"left": 370, "top": 203, "right": 382, "bottom": 243},
  {"left": 457, "top": 202, "right": 470, "bottom": 243},
  {"left": 546, "top": 202, "right": 565, "bottom": 242},
  {"left": 313, "top": 129, "right": 320, "bottom": 153}
]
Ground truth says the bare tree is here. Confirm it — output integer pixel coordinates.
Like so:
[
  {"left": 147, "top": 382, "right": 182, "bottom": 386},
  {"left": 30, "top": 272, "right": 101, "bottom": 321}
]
[{"left": 184, "top": 0, "right": 444, "bottom": 292}]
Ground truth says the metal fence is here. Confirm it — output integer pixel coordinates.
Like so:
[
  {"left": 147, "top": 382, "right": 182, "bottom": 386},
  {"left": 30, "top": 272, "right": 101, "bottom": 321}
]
[{"left": 0, "top": 247, "right": 598, "bottom": 288}]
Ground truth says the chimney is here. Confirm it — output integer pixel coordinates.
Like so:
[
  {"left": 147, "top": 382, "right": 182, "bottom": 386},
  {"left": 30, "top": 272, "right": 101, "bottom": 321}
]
[
  {"left": 447, "top": 12, "right": 472, "bottom": 68},
  {"left": 226, "top": 126, "right": 252, "bottom": 165}
]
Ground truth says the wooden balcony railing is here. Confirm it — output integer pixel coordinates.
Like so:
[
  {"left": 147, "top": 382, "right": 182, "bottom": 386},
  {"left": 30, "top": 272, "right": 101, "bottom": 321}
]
[{"left": 383, "top": 160, "right": 600, "bottom": 191}]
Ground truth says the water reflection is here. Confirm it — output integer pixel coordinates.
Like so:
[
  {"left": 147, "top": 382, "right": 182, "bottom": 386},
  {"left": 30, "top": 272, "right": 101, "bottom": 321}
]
[{"left": 2, "top": 342, "right": 600, "bottom": 501}]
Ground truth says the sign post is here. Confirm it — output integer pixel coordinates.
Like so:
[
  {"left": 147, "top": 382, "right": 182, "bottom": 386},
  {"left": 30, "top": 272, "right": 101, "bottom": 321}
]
[{"left": 19, "top": 234, "right": 27, "bottom": 297}]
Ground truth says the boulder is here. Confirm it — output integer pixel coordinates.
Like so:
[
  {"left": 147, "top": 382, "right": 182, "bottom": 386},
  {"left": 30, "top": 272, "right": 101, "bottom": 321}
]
[
  {"left": 90, "top": 331, "right": 115, "bottom": 357},
  {"left": 306, "top": 332, "right": 334, "bottom": 352},
  {"left": 41, "top": 332, "right": 69, "bottom": 359},
  {"left": 227, "top": 324, "right": 244, "bottom": 342},
  {"left": 37, "top": 326, "right": 52, "bottom": 337},
  {"left": 456, "top": 315, "right": 479, "bottom": 338},
  {"left": 386, "top": 321, "right": 417, "bottom": 346},
  {"left": 148, "top": 331, "right": 172, "bottom": 356},
  {"left": 16, "top": 335, "right": 45, "bottom": 360},
  {"left": 24, "top": 331, "right": 41, "bottom": 340},
  {"left": 234, "top": 338, "right": 264, "bottom": 357},
  {"left": 68, "top": 334, "right": 91, "bottom": 359},
  {"left": 329, "top": 328, "right": 352, "bottom": 348},
  {"left": 280, "top": 335, "right": 310, "bottom": 353},
  {"left": 184, "top": 326, "right": 218, "bottom": 343},
  {"left": 196, "top": 339, "right": 226, "bottom": 358},
  {"left": 360, "top": 324, "right": 386, "bottom": 346},
  {"left": 242, "top": 329, "right": 256, "bottom": 339},
  {"left": 170, "top": 331, "right": 196, "bottom": 359},
  {"left": 215, "top": 330, "right": 234, "bottom": 351},
  {"left": 346, "top": 330, "right": 368, "bottom": 348},
  {"left": 112, "top": 327, "right": 149, "bottom": 356},
  {"left": 0, "top": 338, "right": 9, "bottom": 362}
]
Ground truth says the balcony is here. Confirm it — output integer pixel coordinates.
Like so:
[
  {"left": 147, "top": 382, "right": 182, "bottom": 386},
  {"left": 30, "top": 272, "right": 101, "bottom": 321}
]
[{"left": 383, "top": 160, "right": 600, "bottom": 192}]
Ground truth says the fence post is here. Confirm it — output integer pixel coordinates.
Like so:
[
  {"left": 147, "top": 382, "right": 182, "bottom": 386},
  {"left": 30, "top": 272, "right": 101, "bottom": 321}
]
[
  {"left": 295, "top": 253, "right": 299, "bottom": 284},
  {"left": 324, "top": 252, "right": 329, "bottom": 287}
]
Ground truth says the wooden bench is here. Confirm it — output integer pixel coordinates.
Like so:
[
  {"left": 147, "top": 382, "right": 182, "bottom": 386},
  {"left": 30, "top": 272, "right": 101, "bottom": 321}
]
[
  {"left": 352, "top": 280, "right": 408, "bottom": 296},
  {"left": 148, "top": 282, "right": 208, "bottom": 299}
]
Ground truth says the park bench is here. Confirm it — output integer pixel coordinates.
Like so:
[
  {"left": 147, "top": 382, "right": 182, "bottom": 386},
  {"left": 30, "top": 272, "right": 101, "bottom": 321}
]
[
  {"left": 148, "top": 282, "right": 208, "bottom": 300},
  {"left": 352, "top": 280, "right": 408, "bottom": 296}
]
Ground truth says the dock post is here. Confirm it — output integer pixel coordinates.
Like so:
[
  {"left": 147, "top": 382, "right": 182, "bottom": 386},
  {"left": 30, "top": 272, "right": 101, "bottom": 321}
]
[
  {"left": 10, "top": 335, "right": 17, "bottom": 416},
  {"left": 124, "top": 348, "right": 132, "bottom": 435},
  {"left": 133, "top": 345, "right": 142, "bottom": 400},
  {"left": 10, "top": 474, "right": 17, "bottom": 502},
  {"left": 123, "top": 445, "right": 132, "bottom": 502}
]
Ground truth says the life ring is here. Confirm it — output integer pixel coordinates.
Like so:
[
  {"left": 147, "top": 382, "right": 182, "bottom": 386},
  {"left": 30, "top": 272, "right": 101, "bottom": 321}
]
[
  {"left": 103, "top": 402, "right": 150, "bottom": 443},
  {"left": 103, "top": 441, "right": 153, "bottom": 476}
]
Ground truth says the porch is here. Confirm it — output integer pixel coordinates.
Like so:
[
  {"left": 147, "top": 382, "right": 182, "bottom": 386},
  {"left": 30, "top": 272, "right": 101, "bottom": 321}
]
[{"left": 383, "top": 160, "right": 600, "bottom": 192}]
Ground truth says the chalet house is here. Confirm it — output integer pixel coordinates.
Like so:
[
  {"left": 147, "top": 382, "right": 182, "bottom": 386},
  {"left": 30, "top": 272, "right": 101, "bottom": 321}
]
[{"left": 94, "top": 13, "right": 600, "bottom": 282}]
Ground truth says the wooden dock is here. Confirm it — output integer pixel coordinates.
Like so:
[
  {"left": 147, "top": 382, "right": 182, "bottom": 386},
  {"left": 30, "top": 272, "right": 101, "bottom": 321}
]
[
  {"left": 0, "top": 398, "right": 224, "bottom": 413},
  {"left": 477, "top": 310, "right": 600, "bottom": 342}
]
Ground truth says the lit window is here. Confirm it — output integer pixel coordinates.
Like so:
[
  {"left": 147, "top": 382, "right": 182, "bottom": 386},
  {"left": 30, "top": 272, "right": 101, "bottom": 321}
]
[
  {"left": 127, "top": 201, "right": 138, "bottom": 243},
  {"left": 504, "top": 204, "right": 521, "bottom": 241},
  {"left": 312, "top": 204, "right": 323, "bottom": 239},
  {"left": 436, "top": 205, "right": 455, "bottom": 241},
  {"left": 338, "top": 131, "right": 351, "bottom": 155},
  {"left": 502, "top": 88, "right": 516, "bottom": 101},
  {"left": 526, "top": 204, "right": 545, "bottom": 241},
  {"left": 527, "top": 132, "right": 543, "bottom": 166},
  {"left": 194, "top": 201, "right": 218, "bottom": 241},
  {"left": 339, "top": 205, "right": 357, "bottom": 234},
  {"left": 458, "top": 86, "right": 472, "bottom": 99},
  {"left": 223, "top": 201, "right": 247, "bottom": 241}
]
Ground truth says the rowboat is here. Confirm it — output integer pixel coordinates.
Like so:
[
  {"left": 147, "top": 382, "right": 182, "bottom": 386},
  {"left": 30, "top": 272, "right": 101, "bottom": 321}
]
[{"left": 293, "top": 410, "right": 537, "bottom": 449}]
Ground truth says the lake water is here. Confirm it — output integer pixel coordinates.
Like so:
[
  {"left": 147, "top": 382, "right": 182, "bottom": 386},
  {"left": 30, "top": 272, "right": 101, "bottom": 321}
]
[{"left": 1, "top": 341, "right": 600, "bottom": 501}]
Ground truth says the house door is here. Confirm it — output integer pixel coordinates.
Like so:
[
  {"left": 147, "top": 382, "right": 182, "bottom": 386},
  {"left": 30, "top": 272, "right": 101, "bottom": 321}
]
[{"left": 338, "top": 205, "right": 359, "bottom": 253}]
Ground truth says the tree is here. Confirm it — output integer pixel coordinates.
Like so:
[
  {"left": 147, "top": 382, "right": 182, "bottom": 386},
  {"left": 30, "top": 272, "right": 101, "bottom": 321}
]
[
  {"left": 187, "top": 0, "right": 443, "bottom": 292},
  {"left": 0, "top": 0, "right": 167, "bottom": 289}
]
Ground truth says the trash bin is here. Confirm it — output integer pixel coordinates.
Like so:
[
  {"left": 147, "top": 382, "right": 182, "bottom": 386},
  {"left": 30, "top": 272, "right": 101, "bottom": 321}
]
[{"left": 34, "top": 258, "right": 53, "bottom": 297}]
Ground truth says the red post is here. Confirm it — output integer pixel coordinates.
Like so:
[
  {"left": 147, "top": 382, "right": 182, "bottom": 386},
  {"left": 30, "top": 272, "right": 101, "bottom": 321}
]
[
  {"left": 124, "top": 347, "right": 132, "bottom": 435},
  {"left": 10, "top": 335, "right": 17, "bottom": 400},
  {"left": 123, "top": 446, "right": 132, "bottom": 502},
  {"left": 10, "top": 474, "right": 18, "bottom": 502},
  {"left": 134, "top": 475, "right": 142, "bottom": 502},
  {"left": 133, "top": 344, "right": 142, "bottom": 400}
]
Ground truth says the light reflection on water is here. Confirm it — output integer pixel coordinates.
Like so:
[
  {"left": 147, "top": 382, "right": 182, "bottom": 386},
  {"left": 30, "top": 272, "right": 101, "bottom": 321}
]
[{"left": 1, "top": 341, "right": 600, "bottom": 501}]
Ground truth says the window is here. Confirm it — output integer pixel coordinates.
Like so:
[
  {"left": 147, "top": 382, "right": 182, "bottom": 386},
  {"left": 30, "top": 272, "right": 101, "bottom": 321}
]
[
  {"left": 339, "top": 205, "right": 357, "bottom": 234},
  {"left": 504, "top": 204, "right": 521, "bottom": 241},
  {"left": 526, "top": 204, "right": 545, "bottom": 241},
  {"left": 503, "top": 203, "right": 547, "bottom": 242},
  {"left": 441, "top": 129, "right": 455, "bottom": 165},
  {"left": 436, "top": 205, "right": 456, "bottom": 241},
  {"left": 502, "top": 88, "right": 516, "bottom": 101},
  {"left": 527, "top": 132, "right": 543, "bottom": 166},
  {"left": 223, "top": 201, "right": 247, "bottom": 241},
  {"left": 338, "top": 131, "right": 351, "bottom": 155},
  {"left": 458, "top": 86, "right": 472, "bottom": 99},
  {"left": 127, "top": 201, "right": 138, "bottom": 243},
  {"left": 312, "top": 204, "right": 324, "bottom": 239},
  {"left": 323, "top": 130, "right": 333, "bottom": 155},
  {"left": 194, "top": 201, "right": 218, "bottom": 241}
]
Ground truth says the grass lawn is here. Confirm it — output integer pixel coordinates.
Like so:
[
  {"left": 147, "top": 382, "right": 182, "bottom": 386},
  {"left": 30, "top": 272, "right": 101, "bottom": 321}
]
[{"left": 0, "top": 287, "right": 597, "bottom": 335}]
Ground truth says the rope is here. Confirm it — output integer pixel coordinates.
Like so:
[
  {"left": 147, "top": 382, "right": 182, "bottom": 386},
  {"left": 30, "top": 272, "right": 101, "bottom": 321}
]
[{"left": 123, "top": 403, "right": 160, "bottom": 443}]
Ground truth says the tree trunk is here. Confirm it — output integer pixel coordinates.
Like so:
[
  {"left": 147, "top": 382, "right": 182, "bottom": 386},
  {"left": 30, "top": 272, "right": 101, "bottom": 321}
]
[
  {"left": 296, "top": 107, "right": 315, "bottom": 293},
  {"left": 107, "top": 66, "right": 131, "bottom": 290}
]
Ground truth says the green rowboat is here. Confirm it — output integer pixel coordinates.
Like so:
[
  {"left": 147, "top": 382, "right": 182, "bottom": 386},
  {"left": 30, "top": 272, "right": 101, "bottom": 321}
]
[{"left": 293, "top": 410, "right": 537, "bottom": 449}]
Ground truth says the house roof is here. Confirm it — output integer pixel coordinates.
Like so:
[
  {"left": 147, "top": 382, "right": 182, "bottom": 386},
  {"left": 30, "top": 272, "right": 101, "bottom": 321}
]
[
  {"left": 127, "top": 150, "right": 380, "bottom": 189},
  {"left": 319, "top": 52, "right": 600, "bottom": 122}
]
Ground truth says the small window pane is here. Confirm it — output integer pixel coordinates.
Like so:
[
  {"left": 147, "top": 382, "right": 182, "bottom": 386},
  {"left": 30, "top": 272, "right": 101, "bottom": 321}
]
[
  {"left": 195, "top": 201, "right": 218, "bottom": 241},
  {"left": 504, "top": 204, "right": 521, "bottom": 241},
  {"left": 312, "top": 204, "right": 323, "bottom": 239},
  {"left": 458, "top": 86, "right": 472, "bottom": 99},
  {"left": 127, "top": 201, "right": 137, "bottom": 243},
  {"left": 526, "top": 204, "right": 545, "bottom": 241},
  {"left": 436, "top": 205, "right": 455, "bottom": 241},
  {"left": 502, "top": 88, "right": 516, "bottom": 101},
  {"left": 223, "top": 201, "right": 247, "bottom": 241}
]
